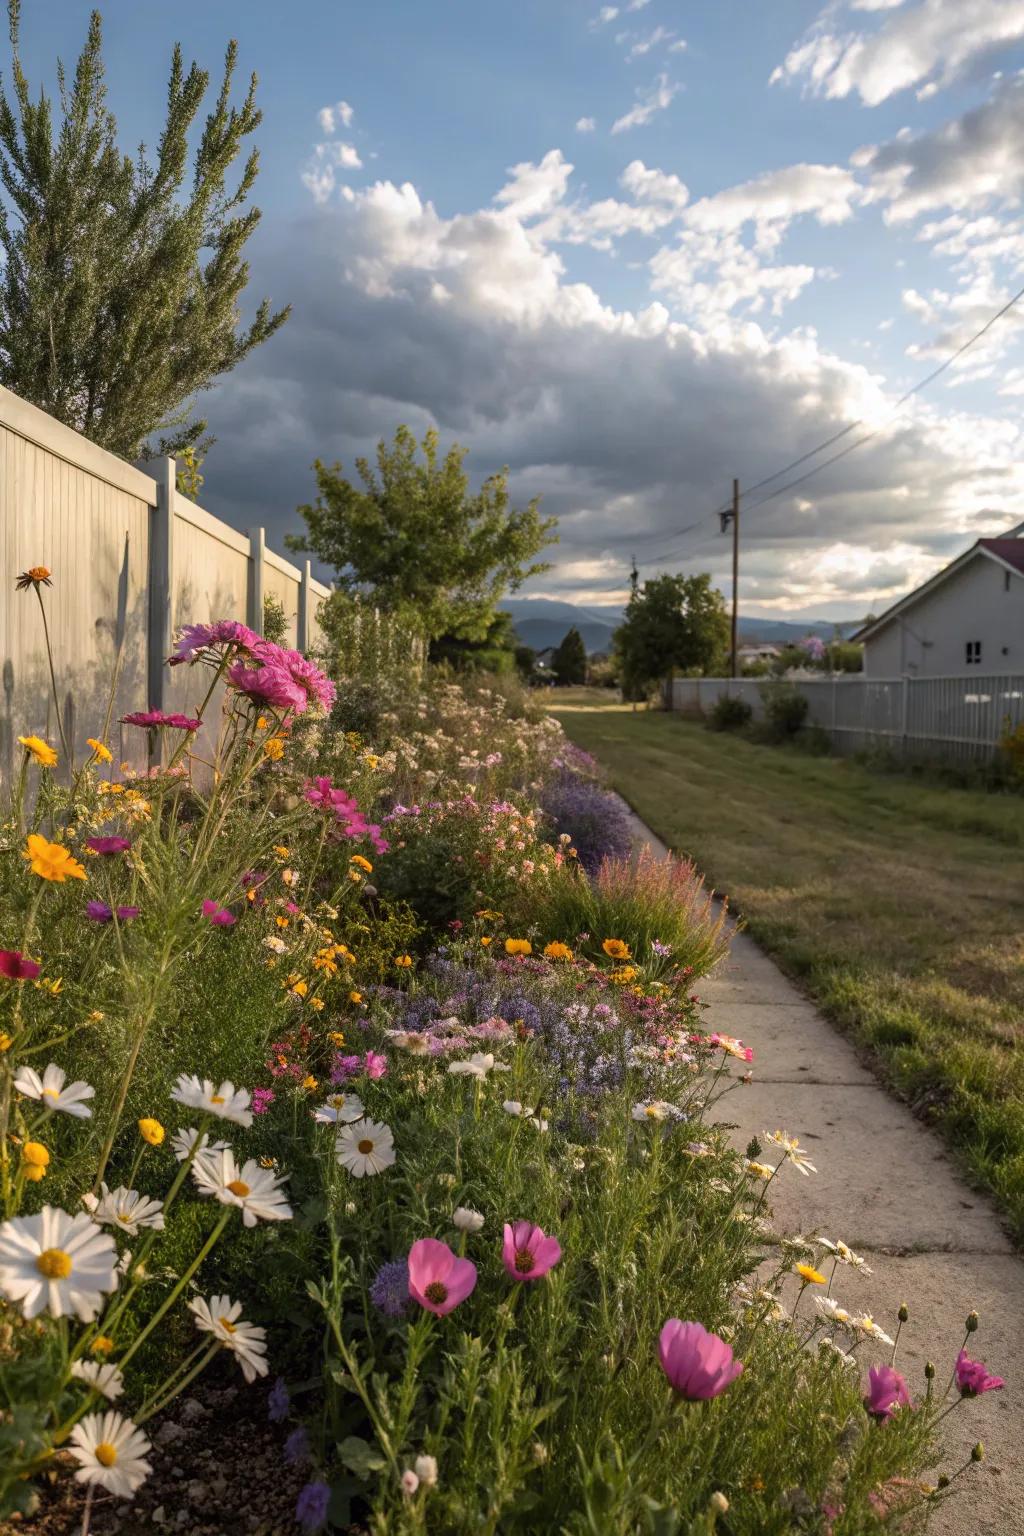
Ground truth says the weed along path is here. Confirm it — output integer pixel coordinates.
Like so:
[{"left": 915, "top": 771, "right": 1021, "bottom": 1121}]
[{"left": 618, "top": 800, "right": 1024, "bottom": 1536}]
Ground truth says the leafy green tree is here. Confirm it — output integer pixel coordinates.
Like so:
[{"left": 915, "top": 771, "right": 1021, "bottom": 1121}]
[
  {"left": 614, "top": 573, "right": 729, "bottom": 700},
  {"left": 0, "top": 2, "right": 289, "bottom": 458},
  {"left": 287, "top": 425, "right": 557, "bottom": 642},
  {"left": 430, "top": 610, "right": 518, "bottom": 675},
  {"left": 552, "top": 626, "right": 587, "bottom": 686}
]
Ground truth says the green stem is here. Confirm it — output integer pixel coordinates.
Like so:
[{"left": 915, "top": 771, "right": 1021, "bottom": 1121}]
[
  {"left": 117, "top": 1209, "right": 231, "bottom": 1371},
  {"left": 34, "top": 585, "right": 72, "bottom": 767}
]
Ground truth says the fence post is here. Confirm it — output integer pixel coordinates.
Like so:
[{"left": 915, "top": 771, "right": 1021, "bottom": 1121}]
[
  {"left": 147, "top": 457, "right": 175, "bottom": 714},
  {"left": 298, "top": 560, "right": 312, "bottom": 652},
  {"left": 248, "top": 526, "right": 266, "bottom": 636},
  {"left": 901, "top": 674, "right": 909, "bottom": 755}
]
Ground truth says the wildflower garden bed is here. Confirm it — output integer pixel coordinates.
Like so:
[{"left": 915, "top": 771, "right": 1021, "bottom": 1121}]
[{"left": 0, "top": 578, "right": 1006, "bottom": 1534}]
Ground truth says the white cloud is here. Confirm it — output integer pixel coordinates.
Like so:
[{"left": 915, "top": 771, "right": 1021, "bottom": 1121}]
[
  {"left": 772, "top": 0, "right": 1024, "bottom": 106},
  {"left": 684, "top": 163, "right": 862, "bottom": 234},
  {"left": 592, "top": 5, "right": 619, "bottom": 23},
  {"left": 495, "top": 150, "right": 574, "bottom": 220},
  {"left": 301, "top": 140, "right": 364, "bottom": 203},
  {"left": 620, "top": 159, "right": 690, "bottom": 210},
  {"left": 628, "top": 26, "right": 678, "bottom": 59},
  {"left": 318, "top": 100, "right": 355, "bottom": 134},
  {"left": 626, "top": 0, "right": 652, "bottom": 9},
  {"left": 611, "top": 73, "right": 680, "bottom": 133},
  {"left": 576, "top": 116, "right": 597, "bottom": 133}
]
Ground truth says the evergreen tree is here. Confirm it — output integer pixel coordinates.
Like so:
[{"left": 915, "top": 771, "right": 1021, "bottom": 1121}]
[
  {"left": 553, "top": 625, "right": 587, "bottom": 685},
  {"left": 288, "top": 425, "right": 556, "bottom": 642},
  {"left": 0, "top": 2, "right": 289, "bottom": 458}
]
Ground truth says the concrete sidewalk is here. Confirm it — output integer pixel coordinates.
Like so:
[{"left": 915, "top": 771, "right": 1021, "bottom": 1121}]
[{"left": 625, "top": 805, "right": 1024, "bottom": 1536}]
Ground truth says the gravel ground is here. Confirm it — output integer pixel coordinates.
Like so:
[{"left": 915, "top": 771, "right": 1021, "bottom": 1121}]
[{"left": 3, "top": 1385, "right": 312, "bottom": 1536}]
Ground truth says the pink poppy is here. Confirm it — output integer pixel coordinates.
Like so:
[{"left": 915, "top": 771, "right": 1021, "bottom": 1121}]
[
  {"left": 0, "top": 949, "right": 41, "bottom": 980},
  {"left": 121, "top": 709, "right": 201, "bottom": 731},
  {"left": 863, "top": 1364, "right": 910, "bottom": 1420},
  {"left": 408, "top": 1238, "right": 477, "bottom": 1316},
  {"left": 955, "top": 1349, "right": 1004, "bottom": 1397},
  {"left": 201, "top": 899, "right": 237, "bottom": 927},
  {"left": 86, "top": 836, "right": 132, "bottom": 856},
  {"left": 502, "top": 1221, "right": 562, "bottom": 1282},
  {"left": 658, "top": 1320, "right": 743, "bottom": 1400}
]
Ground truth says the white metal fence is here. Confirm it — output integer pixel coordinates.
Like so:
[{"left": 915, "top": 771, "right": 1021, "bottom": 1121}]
[{"left": 669, "top": 674, "right": 1024, "bottom": 761}]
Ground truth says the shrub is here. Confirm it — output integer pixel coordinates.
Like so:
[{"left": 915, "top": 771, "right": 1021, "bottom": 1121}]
[
  {"left": 763, "top": 683, "right": 810, "bottom": 738},
  {"left": 537, "top": 776, "right": 633, "bottom": 872},
  {"left": 707, "top": 694, "right": 753, "bottom": 732}
]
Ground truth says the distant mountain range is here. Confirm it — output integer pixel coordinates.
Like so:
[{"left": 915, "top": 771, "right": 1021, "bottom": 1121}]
[{"left": 503, "top": 598, "right": 862, "bottom": 656}]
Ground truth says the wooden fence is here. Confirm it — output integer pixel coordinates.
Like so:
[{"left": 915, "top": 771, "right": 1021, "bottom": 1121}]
[
  {"left": 0, "top": 384, "right": 332, "bottom": 781},
  {"left": 669, "top": 674, "right": 1024, "bottom": 761}
]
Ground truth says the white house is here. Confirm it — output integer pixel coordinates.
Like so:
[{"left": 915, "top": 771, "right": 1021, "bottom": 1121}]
[
  {"left": 737, "top": 642, "right": 781, "bottom": 668},
  {"left": 855, "top": 527, "right": 1024, "bottom": 677}
]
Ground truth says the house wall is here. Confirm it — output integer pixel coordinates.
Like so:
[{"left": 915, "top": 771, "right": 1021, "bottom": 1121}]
[{"left": 863, "top": 555, "right": 1024, "bottom": 677}]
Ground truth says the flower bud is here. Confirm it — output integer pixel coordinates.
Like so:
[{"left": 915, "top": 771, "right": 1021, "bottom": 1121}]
[
  {"left": 414, "top": 1455, "right": 438, "bottom": 1487},
  {"left": 401, "top": 1470, "right": 419, "bottom": 1496},
  {"left": 972, "top": 1443, "right": 984, "bottom": 1463},
  {"left": 709, "top": 1492, "right": 729, "bottom": 1515},
  {"left": 924, "top": 1361, "right": 935, "bottom": 1379},
  {"left": 898, "top": 1303, "right": 909, "bottom": 1323},
  {"left": 965, "top": 1311, "right": 979, "bottom": 1333},
  {"left": 531, "top": 1442, "right": 548, "bottom": 1465},
  {"left": 937, "top": 1475, "right": 950, "bottom": 1489}
]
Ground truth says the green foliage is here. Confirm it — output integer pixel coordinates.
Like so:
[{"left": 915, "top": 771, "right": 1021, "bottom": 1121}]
[
  {"left": 287, "top": 426, "right": 557, "bottom": 642},
  {"left": 614, "top": 574, "right": 729, "bottom": 700},
  {"left": 762, "top": 684, "right": 810, "bottom": 739},
  {"left": 175, "top": 445, "right": 205, "bottom": 502},
  {"left": 0, "top": 3, "right": 289, "bottom": 458},
  {"left": 430, "top": 610, "right": 518, "bottom": 675},
  {"left": 707, "top": 695, "right": 753, "bottom": 733},
  {"left": 552, "top": 626, "right": 587, "bottom": 686},
  {"left": 262, "top": 592, "right": 288, "bottom": 644}
]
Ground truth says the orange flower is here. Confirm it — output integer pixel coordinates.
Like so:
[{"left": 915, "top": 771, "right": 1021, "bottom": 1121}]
[
  {"left": 480, "top": 937, "right": 492, "bottom": 947},
  {"left": 602, "top": 938, "right": 630, "bottom": 961},
  {"left": 263, "top": 736, "right": 286, "bottom": 761},
  {"left": 23, "top": 835, "right": 86, "bottom": 883},
  {"left": 16, "top": 566, "right": 52, "bottom": 589},
  {"left": 350, "top": 855, "right": 373, "bottom": 874},
  {"left": 86, "top": 738, "right": 113, "bottom": 763},
  {"left": 543, "top": 941, "right": 572, "bottom": 961},
  {"left": 395, "top": 954, "right": 413, "bottom": 968},
  {"left": 18, "top": 735, "right": 57, "bottom": 767},
  {"left": 504, "top": 939, "right": 532, "bottom": 957}
]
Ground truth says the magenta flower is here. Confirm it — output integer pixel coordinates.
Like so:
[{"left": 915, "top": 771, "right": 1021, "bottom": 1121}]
[
  {"left": 407, "top": 1237, "right": 477, "bottom": 1316},
  {"left": 252, "top": 1087, "right": 276, "bottom": 1115},
  {"left": 86, "top": 836, "right": 132, "bottom": 856},
  {"left": 955, "top": 1349, "right": 1005, "bottom": 1397},
  {"left": 331, "top": 1054, "right": 363, "bottom": 1084},
  {"left": 364, "top": 1051, "right": 388, "bottom": 1080},
  {"left": 170, "top": 620, "right": 262, "bottom": 666},
  {"left": 228, "top": 640, "right": 308, "bottom": 713},
  {"left": 282, "top": 648, "right": 336, "bottom": 713},
  {"left": 658, "top": 1320, "right": 744, "bottom": 1400},
  {"left": 502, "top": 1221, "right": 562, "bottom": 1282},
  {"left": 864, "top": 1364, "right": 911, "bottom": 1420},
  {"left": 120, "top": 709, "right": 201, "bottom": 731},
  {"left": 0, "top": 949, "right": 41, "bottom": 980},
  {"left": 86, "top": 901, "right": 139, "bottom": 924},
  {"left": 201, "top": 899, "right": 237, "bottom": 927}
]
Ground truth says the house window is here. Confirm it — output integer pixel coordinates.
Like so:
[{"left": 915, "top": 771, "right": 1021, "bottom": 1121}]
[{"left": 965, "top": 640, "right": 982, "bottom": 665}]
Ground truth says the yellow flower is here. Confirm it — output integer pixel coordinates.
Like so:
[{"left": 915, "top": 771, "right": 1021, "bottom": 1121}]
[
  {"left": 480, "top": 936, "right": 492, "bottom": 947},
  {"left": 276, "top": 916, "right": 290, "bottom": 929},
  {"left": 98, "top": 781, "right": 124, "bottom": 795},
  {"left": 747, "top": 1161, "right": 774, "bottom": 1179},
  {"left": 328, "top": 1031, "right": 346, "bottom": 1047},
  {"left": 348, "top": 869, "right": 362, "bottom": 883},
  {"left": 475, "top": 909, "right": 504, "bottom": 921},
  {"left": 18, "top": 735, "right": 57, "bottom": 767},
  {"left": 0, "top": 1033, "right": 12, "bottom": 1051},
  {"left": 364, "top": 753, "right": 379, "bottom": 769},
  {"left": 285, "top": 975, "right": 308, "bottom": 998},
  {"left": 88, "top": 1010, "right": 105, "bottom": 1023},
  {"left": 609, "top": 965, "right": 638, "bottom": 985},
  {"left": 22, "top": 1142, "right": 49, "bottom": 1181},
  {"left": 256, "top": 716, "right": 270, "bottom": 731},
  {"left": 273, "top": 845, "right": 290, "bottom": 859},
  {"left": 795, "top": 1263, "right": 827, "bottom": 1286},
  {"left": 23, "top": 835, "right": 87, "bottom": 883},
  {"left": 504, "top": 939, "right": 532, "bottom": 957},
  {"left": 86, "top": 738, "right": 113, "bottom": 763},
  {"left": 602, "top": 938, "right": 631, "bottom": 960},
  {"left": 543, "top": 941, "right": 572, "bottom": 961},
  {"left": 395, "top": 954, "right": 413, "bottom": 968},
  {"left": 138, "top": 1118, "right": 165, "bottom": 1146},
  {"left": 350, "top": 855, "right": 373, "bottom": 874},
  {"left": 349, "top": 991, "right": 363, "bottom": 1004},
  {"left": 90, "top": 1336, "right": 115, "bottom": 1356},
  {"left": 37, "top": 976, "right": 63, "bottom": 996},
  {"left": 302, "top": 1075, "right": 318, "bottom": 1092},
  {"left": 263, "top": 736, "right": 286, "bottom": 761},
  {"left": 308, "top": 996, "right": 325, "bottom": 1012},
  {"left": 16, "top": 566, "right": 52, "bottom": 589}
]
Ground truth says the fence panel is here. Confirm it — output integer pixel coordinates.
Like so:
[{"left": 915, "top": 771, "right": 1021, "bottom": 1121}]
[{"left": 670, "top": 673, "right": 1024, "bottom": 762}]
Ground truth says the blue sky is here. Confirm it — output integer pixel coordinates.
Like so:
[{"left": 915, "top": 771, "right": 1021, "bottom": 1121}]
[{"left": 21, "top": 0, "right": 1024, "bottom": 619}]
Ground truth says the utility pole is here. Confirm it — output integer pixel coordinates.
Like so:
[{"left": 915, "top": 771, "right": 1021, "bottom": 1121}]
[{"left": 720, "top": 478, "right": 740, "bottom": 678}]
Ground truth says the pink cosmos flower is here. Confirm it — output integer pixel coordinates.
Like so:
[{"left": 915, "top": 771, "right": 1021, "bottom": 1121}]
[
  {"left": 364, "top": 1051, "right": 388, "bottom": 1080},
  {"left": 201, "top": 899, "right": 237, "bottom": 927},
  {"left": 121, "top": 709, "right": 202, "bottom": 731},
  {"left": 170, "top": 620, "right": 262, "bottom": 665},
  {"left": 502, "top": 1221, "right": 562, "bottom": 1282},
  {"left": 407, "top": 1238, "right": 477, "bottom": 1316},
  {"left": 658, "top": 1320, "right": 744, "bottom": 1400},
  {"left": 282, "top": 648, "right": 336, "bottom": 713},
  {"left": 955, "top": 1349, "right": 1004, "bottom": 1397},
  {"left": 0, "top": 950, "right": 41, "bottom": 980},
  {"left": 228, "top": 645, "right": 307, "bottom": 713},
  {"left": 252, "top": 1087, "right": 276, "bottom": 1115},
  {"left": 864, "top": 1364, "right": 910, "bottom": 1420},
  {"left": 86, "top": 836, "right": 132, "bottom": 856}
]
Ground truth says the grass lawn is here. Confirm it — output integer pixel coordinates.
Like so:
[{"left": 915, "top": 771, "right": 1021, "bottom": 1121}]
[{"left": 550, "top": 692, "right": 1024, "bottom": 1239}]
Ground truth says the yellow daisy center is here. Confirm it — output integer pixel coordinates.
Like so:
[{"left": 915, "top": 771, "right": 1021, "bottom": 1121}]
[
  {"left": 42, "top": 1087, "right": 60, "bottom": 1100},
  {"left": 357, "top": 1138, "right": 375, "bottom": 1155},
  {"left": 218, "top": 1316, "right": 237, "bottom": 1334},
  {"left": 95, "top": 1442, "right": 118, "bottom": 1468},
  {"left": 36, "top": 1248, "right": 73, "bottom": 1279},
  {"left": 226, "top": 1179, "right": 251, "bottom": 1198},
  {"left": 210, "top": 1094, "right": 226, "bottom": 1104}
]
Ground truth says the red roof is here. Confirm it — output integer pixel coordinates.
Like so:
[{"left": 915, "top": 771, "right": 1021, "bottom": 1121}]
[{"left": 979, "top": 538, "right": 1024, "bottom": 574}]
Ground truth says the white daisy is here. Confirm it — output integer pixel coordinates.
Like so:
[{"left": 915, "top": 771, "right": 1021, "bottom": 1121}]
[
  {"left": 263, "top": 935, "right": 287, "bottom": 954},
  {"left": 336, "top": 1118, "right": 396, "bottom": 1178},
  {"left": 171, "top": 1074, "right": 253, "bottom": 1126},
  {"left": 851, "top": 1312, "right": 895, "bottom": 1347},
  {"left": 448, "top": 1052, "right": 509, "bottom": 1078},
  {"left": 188, "top": 1294, "right": 269, "bottom": 1382},
  {"left": 836, "top": 1240, "right": 871, "bottom": 1273},
  {"left": 69, "top": 1411, "right": 151, "bottom": 1498},
  {"left": 82, "top": 1185, "right": 165, "bottom": 1236},
  {"left": 763, "top": 1129, "right": 817, "bottom": 1176},
  {"left": 387, "top": 1031, "right": 431, "bottom": 1056},
  {"left": 631, "top": 1101, "right": 682, "bottom": 1122},
  {"left": 191, "top": 1149, "right": 293, "bottom": 1226},
  {"left": 815, "top": 1296, "right": 852, "bottom": 1327},
  {"left": 170, "top": 1126, "right": 229, "bottom": 1163},
  {"left": 502, "top": 1100, "right": 534, "bottom": 1118},
  {"left": 313, "top": 1092, "right": 364, "bottom": 1125},
  {"left": 71, "top": 1360, "right": 125, "bottom": 1400},
  {"left": 452, "top": 1206, "right": 484, "bottom": 1232},
  {"left": 13, "top": 1063, "right": 94, "bottom": 1119},
  {"left": 0, "top": 1207, "right": 117, "bottom": 1320}
]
